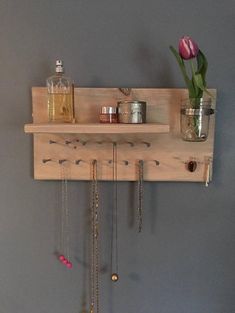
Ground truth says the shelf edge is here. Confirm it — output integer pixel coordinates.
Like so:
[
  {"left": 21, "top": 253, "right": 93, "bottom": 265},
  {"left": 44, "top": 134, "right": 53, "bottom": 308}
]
[{"left": 24, "top": 123, "right": 170, "bottom": 134}]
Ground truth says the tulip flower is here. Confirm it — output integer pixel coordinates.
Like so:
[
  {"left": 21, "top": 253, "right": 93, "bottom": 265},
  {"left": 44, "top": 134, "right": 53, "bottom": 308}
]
[
  {"left": 178, "top": 36, "right": 199, "bottom": 60},
  {"left": 170, "top": 36, "right": 211, "bottom": 102}
]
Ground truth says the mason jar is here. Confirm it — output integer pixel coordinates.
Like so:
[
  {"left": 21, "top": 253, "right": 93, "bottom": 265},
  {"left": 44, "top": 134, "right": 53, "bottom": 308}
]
[{"left": 180, "top": 98, "right": 214, "bottom": 142}]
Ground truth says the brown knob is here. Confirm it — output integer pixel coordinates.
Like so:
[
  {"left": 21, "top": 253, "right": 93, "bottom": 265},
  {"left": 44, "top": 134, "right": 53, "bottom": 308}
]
[{"left": 187, "top": 161, "right": 197, "bottom": 172}]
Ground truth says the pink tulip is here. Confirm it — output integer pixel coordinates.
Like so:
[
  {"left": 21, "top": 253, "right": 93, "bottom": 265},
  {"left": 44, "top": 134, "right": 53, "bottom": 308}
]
[{"left": 178, "top": 36, "right": 199, "bottom": 60}]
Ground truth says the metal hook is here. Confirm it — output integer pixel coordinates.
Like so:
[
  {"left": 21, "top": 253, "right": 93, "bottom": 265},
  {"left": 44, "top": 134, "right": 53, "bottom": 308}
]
[
  {"left": 141, "top": 141, "right": 151, "bottom": 148},
  {"left": 92, "top": 159, "right": 97, "bottom": 166},
  {"left": 75, "top": 159, "right": 83, "bottom": 165},
  {"left": 59, "top": 159, "right": 68, "bottom": 164},
  {"left": 205, "top": 157, "right": 212, "bottom": 187},
  {"left": 42, "top": 158, "right": 52, "bottom": 163},
  {"left": 154, "top": 160, "right": 160, "bottom": 166},
  {"left": 126, "top": 141, "right": 134, "bottom": 147},
  {"left": 64, "top": 140, "right": 77, "bottom": 149},
  {"left": 80, "top": 140, "right": 87, "bottom": 146}
]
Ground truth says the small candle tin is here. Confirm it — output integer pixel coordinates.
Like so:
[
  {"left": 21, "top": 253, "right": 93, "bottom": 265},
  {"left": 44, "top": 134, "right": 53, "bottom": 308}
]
[
  {"left": 117, "top": 100, "right": 146, "bottom": 123},
  {"left": 99, "top": 106, "right": 118, "bottom": 123}
]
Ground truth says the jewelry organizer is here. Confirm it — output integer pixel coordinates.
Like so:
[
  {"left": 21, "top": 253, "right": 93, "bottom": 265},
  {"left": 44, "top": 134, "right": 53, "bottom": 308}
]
[{"left": 24, "top": 87, "right": 216, "bottom": 182}]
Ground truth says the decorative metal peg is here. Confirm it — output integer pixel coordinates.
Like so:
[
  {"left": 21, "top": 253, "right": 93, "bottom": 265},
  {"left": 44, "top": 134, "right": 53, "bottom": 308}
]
[
  {"left": 142, "top": 141, "right": 151, "bottom": 148},
  {"left": 59, "top": 159, "right": 67, "bottom": 164},
  {"left": 126, "top": 141, "right": 134, "bottom": 147},
  {"left": 65, "top": 140, "right": 77, "bottom": 149},
  {"left": 205, "top": 158, "right": 212, "bottom": 187},
  {"left": 154, "top": 160, "right": 160, "bottom": 166},
  {"left": 92, "top": 159, "right": 97, "bottom": 166},
  {"left": 42, "top": 158, "right": 52, "bottom": 163},
  {"left": 75, "top": 159, "right": 82, "bottom": 165},
  {"left": 81, "top": 140, "right": 87, "bottom": 146}
]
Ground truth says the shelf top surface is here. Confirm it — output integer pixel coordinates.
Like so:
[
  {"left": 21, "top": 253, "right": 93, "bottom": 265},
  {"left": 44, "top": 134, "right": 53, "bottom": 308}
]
[{"left": 24, "top": 122, "right": 170, "bottom": 134}]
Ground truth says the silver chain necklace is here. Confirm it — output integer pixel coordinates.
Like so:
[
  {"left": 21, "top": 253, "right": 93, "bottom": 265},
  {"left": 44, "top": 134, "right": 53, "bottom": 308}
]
[
  {"left": 111, "top": 143, "right": 119, "bottom": 282},
  {"left": 90, "top": 160, "right": 100, "bottom": 313},
  {"left": 137, "top": 160, "right": 144, "bottom": 233}
]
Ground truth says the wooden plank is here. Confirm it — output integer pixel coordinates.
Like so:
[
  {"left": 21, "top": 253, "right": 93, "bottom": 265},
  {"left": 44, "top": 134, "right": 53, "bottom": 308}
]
[
  {"left": 24, "top": 123, "right": 170, "bottom": 134},
  {"left": 26, "top": 87, "right": 216, "bottom": 182}
]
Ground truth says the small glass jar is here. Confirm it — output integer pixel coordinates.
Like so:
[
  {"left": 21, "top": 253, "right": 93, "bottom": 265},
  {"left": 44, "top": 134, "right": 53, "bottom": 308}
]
[{"left": 99, "top": 106, "right": 118, "bottom": 123}]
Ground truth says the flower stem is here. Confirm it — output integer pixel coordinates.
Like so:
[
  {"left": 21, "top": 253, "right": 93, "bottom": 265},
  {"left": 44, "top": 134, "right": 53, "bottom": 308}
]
[{"left": 190, "top": 59, "right": 200, "bottom": 99}]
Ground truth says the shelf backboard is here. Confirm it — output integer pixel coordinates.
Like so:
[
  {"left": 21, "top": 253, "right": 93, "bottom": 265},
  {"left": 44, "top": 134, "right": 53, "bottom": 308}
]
[{"left": 26, "top": 87, "right": 216, "bottom": 182}]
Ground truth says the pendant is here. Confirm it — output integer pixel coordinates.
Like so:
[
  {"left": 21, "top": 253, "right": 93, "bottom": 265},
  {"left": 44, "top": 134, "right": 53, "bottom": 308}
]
[{"left": 111, "top": 273, "right": 119, "bottom": 282}]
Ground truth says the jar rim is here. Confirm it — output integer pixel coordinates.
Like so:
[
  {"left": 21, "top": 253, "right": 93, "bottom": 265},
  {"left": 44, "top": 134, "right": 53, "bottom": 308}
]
[
  {"left": 100, "top": 106, "right": 117, "bottom": 114},
  {"left": 117, "top": 100, "right": 146, "bottom": 105},
  {"left": 181, "top": 97, "right": 212, "bottom": 104},
  {"left": 181, "top": 108, "right": 214, "bottom": 116}
]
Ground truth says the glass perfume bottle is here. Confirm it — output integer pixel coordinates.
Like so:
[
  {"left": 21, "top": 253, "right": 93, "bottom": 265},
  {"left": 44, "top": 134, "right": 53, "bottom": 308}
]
[{"left": 47, "top": 60, "right": 74, "bottom": 123}]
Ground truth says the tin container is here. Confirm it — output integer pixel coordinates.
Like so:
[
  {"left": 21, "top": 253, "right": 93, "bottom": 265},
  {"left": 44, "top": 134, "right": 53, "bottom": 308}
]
[{"left": 117, "top": 100, "right": 146, "bottom": 123}]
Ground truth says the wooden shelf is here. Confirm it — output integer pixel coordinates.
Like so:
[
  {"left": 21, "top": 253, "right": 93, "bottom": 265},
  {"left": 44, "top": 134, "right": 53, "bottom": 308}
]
[
  {"left": 24, "top": 122, "right": 170, "bottom": 134},
  {"left": 24, "top": 87, "right": 216, "bottom": 181}
]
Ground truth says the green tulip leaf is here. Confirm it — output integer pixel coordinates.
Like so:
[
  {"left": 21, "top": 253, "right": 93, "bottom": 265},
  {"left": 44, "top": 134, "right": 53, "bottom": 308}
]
[
  {"left": 192, "top": 74, "right": 203, "bottom": 98},
  {"left": 169, "top": 46, "right": 194, "bottom": 96},
  {"left": 196, "top": 50, "right": 208, "bottom": 85},
  {"left": 194, "top": 73, "right": 212, "bottom": 97}
]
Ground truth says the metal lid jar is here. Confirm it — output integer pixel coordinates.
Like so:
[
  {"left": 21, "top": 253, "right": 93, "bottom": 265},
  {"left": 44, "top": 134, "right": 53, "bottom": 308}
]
[
  {"left": 117, "top": 100, "right": 146, "bottom": 124},
  {"left": 99, "top": 106, "right": 118, "bottom": 123}
]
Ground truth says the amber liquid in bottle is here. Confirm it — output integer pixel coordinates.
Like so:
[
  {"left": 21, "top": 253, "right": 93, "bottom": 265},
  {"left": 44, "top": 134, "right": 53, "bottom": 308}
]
[
  {"left": 47, "top": 60, "right": 74, "bottom": 123},
  {"left": 48, "top": 92, "right": 73, "bottom": 123}
]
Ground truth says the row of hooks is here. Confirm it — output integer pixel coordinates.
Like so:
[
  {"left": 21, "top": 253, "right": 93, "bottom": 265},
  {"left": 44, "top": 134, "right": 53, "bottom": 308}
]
[
  {"left": 42, "top": 158, "right": 160, "bottom": 166},
  {"left": 41, "top": 158, "right": 212, "bottom": 186},
  {"left": 48, "top": 139, "right": 151, "bottom": 148}
]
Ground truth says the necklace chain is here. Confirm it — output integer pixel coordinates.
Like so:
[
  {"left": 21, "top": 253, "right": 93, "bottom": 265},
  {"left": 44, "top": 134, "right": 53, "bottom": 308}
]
[
  {"left": 61, "top": 164, "right": 70, "bottom": 258},
  {"left": 138, "top": 160, "right": 144, "bottom": 233},
  {"left": 111, "top": 143, "right": 119, "bottom": 278},
  {"left": 90, "top": 160, "right": 100, "bottom": 313}
]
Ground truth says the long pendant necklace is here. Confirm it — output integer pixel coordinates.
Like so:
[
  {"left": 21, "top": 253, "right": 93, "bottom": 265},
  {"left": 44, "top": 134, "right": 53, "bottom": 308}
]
[
  {"left": 137, "top": 160, "right": 144, "bottom": 233},
  {"left": 58, "top": 162, "right": 72, "bottom": 268},
  {"left": 111, "top": 142, "right": 119, "bottom": 282},
  {"left": 90, "top": 160, "right": 100, "bottom": 313}
]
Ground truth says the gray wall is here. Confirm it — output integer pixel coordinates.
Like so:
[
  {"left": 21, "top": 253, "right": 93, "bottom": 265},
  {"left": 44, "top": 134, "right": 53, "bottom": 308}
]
[{"left": 0, "top": 1, "right": 234, "bottom": 313}]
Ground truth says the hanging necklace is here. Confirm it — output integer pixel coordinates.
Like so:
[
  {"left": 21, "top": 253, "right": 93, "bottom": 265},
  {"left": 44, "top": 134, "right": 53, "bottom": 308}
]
[
  {"left": 137, "top": 160, "right": 144, "bottom": 233},
  {"left": 90, "top": 160, "right": 100, "bottom": 313},
  {"left": 58, "top": 162, "right": 72, "bottom": 268},
  {"left": 111, "top": 142, "right": 119, "bottom": 282}
]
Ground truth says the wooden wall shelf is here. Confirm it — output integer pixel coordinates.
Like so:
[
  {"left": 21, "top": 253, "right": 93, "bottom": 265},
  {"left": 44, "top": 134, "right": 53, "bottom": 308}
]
[
  {"left": 25, "top": 87, "right": 216, "bottom": 182},
  {"left": 24, "top": 122, "right": 170, "bottom": 134}
]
